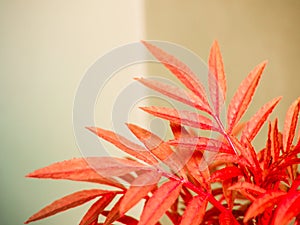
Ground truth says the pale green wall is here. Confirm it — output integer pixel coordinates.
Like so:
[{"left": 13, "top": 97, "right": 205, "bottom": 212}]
[{"left": 0, "top": 1, "right": 144, "bottom": 224}]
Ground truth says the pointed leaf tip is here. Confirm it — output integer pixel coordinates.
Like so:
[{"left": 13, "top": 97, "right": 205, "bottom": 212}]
[
  {"left": 25, "top": 189, "right": 116, "bottom": 224},
  {"left": 241, "top": 96, "right": 282, "bottom": 144},
  {"left": 141, "top": 41, "right": 210, "bottom": 108},
  {"left": 208, "top": 40, "right": 227, "bottom": 116},
  {"left": 139, "top": 180, "right": 182, "bottom": 225},
  {"left": 227, "top": 61, "right": 268, "bottom": 132},
  {"left": 283, "top": 97, "right": 300, "bottom": 152}
]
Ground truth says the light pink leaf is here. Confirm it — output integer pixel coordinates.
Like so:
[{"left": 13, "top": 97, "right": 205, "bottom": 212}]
[
  {"left": 26, "top": 158, "right": 123, "bottom": 189},
  {"left": 85, "top": 157, "right": 151, "bottom": 177},
  {"left": 227, "top": 61, "right": 267, "bottom": 132},
  {"left": 87, "top": 127, "right": 157, "bottom": 165},
  {"left": 241, "top": 96, "right": 282, "bottom": 144},
  {"left": 283, "top": 97, "right": 300, "bottom": 152},
  {"left": 25, "top": 189, "right": 116, "bottom": 224},
  {"left": 208, "top": 40, "right": 226, "bottom": 117},
  {"left": 142, "top": 41, "right": 209, "bottom": 108},
  {"left": 179, "top": 196, "right": 208, "bottom": 225},
  {"left": 136, "top": 77, "right": 212, "bottom": 114},
  {"left": 120, "top": 171, "right": 161, "bottom": 215},
  {"left": 79, "top": 193, "right": 116, "bottom": 225},
  {"left": 169, "top": 137, "right": 234, "bottom": 154},
  {"left": 243, "top": 191, "right": 286, "bottom": 223},
  {"left": 140, "top": 106, "right": 218, "bottom": 131},
  {"left": 272, "top": 191, "right": 300, "bottom": 225},
  {"left": 138, "top": 180, "right": 182, "bottom": 225}
]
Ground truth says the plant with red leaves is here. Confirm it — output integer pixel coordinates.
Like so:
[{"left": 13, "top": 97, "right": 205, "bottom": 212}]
[{"left": 25, "top": 41, "right": 300, "bottom": 225}]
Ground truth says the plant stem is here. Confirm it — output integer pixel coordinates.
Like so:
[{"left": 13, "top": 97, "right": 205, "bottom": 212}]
[{"left": 213, "top": 114, "right": 239, "bottom": 155}]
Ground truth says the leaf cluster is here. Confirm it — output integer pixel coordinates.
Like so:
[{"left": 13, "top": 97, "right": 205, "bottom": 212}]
[{"left": 25, "top": 41, "right": 300, "bottom": 225}]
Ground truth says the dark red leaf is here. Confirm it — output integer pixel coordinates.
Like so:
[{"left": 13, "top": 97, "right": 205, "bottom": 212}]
[
  {"left": 219, "top": 211, "right": 238, "bottom": 225},
  {"left": 243, "top": 191, "right": 286, "bottom": 223},
  {"left": 211, "top": 153, "right": 249, "bottom": 167},
  {"left": 228, "top": 182, "right": 266, "bottom": 195},
  {"left": 179, "top": 196, "right": 208, "bottom": 225},
  {"left": 227, "top": 61, "right": 267, "bottom": 132},
  {"left": 241, "top": 96, "right": 282, "bottom": 144},
  {"left": 139, "top": 180, "right": 182, "bottom": 225},
  {"left": 209, "top": 166, "right": 242, "bottom": 183},
  {"left": 25, "top": 189, "right": 117, "bottom": 224},
  {"left": 272, "top": 191, "right": 300, "bottom": 225},
  {"left": 283, "top": 97, "right": 300, "bottom": 152}
]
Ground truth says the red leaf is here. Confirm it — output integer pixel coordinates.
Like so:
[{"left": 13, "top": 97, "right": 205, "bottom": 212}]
[
  {"left": 85, "top": 157, "right": 151, "bottom": 177},
  {"left": 127, "top": 123, "right": 184, "bottom": 172},
  {"left": 283, "top": 97, "right": 300, "bottom": 152},
  {"left": 169, "top": 123, "right": 191, "bottom": 139},
  {"left": 271, "top": 119, "right": 280, "bottom": 162},
  {"left": 79, "top": 193, "right": 116, "bottom": 225},
  {"left": 141, "top": 41, "right": 210, "bottom": 108},
  {"left": 209, "top": 166, "right": 242, "bottom": 183},
  {"left": 25, "top": 189, "right": 116, "bottom": 224},
  {"left": 26, "top": 158, "right": 123, "bottom": 189},
  {"left": 179, "top": 196, "right": 208, "bottom": 225},
  {"left": 126, "top": 123, "right": 173, "bottom": 161},
  {"left": 87, "top": 127, "right": 157, "bottom": 165},
  {"left": 185, "top": 151, "right": 210, "bottom": 191},
  {"left": 140, "top": 106, "right": 218, "bottom": 131},
  {"left": 208, "top": 40, "right": 226, "bottom": 117},
  {"left": 138, "top": 180, "right": 182, "bottom": 225},
  {"left": 228, "top": 182, "right": 266, "bottom": 195},
  {"left": 219, "top": 211, "right": 238, "bottom": 225},
  {"left": 211, "top": 153, "right": 249, "bottom": 167},
  {"left": 169, "top": 137, "right": 234, "bottom": 154},
  {"left": 120, "top": 170, "right": 161, "bottom": 215},
  {"left": 136, "top": 77, "right": 212, "bottom": 114},
  {"left": 227, "top": 61, "right": 267, "bottom": 132},
  {"left": 241, "top": 96, "right": 282, "bottom": 144},
  {"left": 102, "top": 196, "right": 123, "bottom": 225},
  {"left": 272, "top": 191, "right": 300, "bottom": 225},
  {"left": 243, "top": 191, "right": 286, "bottom": 223}
]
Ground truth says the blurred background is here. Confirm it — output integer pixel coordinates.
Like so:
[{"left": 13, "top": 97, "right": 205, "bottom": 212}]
[{"left": 1, "top": 1, "right": 299, "bottom": 224}]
